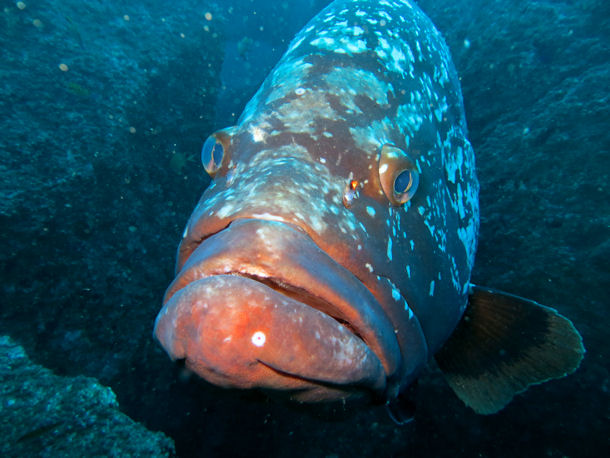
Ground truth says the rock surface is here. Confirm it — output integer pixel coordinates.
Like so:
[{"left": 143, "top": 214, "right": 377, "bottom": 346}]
[{"left": 0, "top": 335, "right": 174, "bottom": 457}]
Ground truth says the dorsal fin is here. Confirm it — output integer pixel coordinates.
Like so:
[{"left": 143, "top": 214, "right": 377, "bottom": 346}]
[{"left": 435, "top": 285, "right": 585, "bottom": 414}]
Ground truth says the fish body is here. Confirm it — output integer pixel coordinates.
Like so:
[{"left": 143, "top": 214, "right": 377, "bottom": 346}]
[{"left": 155, "top": 0, "right": 583, "bottom": 413}]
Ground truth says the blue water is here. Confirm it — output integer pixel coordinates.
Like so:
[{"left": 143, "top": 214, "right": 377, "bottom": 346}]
[{"left": 0, "top": 0, "right": 607, "bottom": 456}]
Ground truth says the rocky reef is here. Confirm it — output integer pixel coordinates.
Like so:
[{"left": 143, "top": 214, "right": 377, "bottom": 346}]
[{"left": 0, "top": 335, "right": 174, "bottom": 457}]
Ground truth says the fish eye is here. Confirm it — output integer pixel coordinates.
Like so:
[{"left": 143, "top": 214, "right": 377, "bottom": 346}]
[
  {"left": 200, "top": 127, "right": 237, "bottom": 177},
  {"left": 379, "top": 144, "right": 419, "bottom": 206},
  {"left": 201, "top": 136, "right": 224, "bottom": 176}
]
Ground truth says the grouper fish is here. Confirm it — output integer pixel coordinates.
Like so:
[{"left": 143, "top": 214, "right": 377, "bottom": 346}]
[{"left": 154, "top": 0, "right": 584, "bottom": 417}]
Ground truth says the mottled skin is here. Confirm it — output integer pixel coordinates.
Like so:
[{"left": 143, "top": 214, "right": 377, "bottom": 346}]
[{"left": 155, "top": 0, "right": 479, "bottom": 403}]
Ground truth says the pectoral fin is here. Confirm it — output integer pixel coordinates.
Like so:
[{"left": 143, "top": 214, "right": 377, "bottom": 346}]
[{"left": 435, "top": 285, "right": 585, "bottom": 414}]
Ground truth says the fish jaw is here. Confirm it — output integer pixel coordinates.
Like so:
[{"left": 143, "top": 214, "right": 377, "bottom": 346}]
[
  {"left": 155, "top": 276, "right": 386, "bottom": 401},
  {"left": 154, "top": 219, "right": 402, "bottom": 401}
]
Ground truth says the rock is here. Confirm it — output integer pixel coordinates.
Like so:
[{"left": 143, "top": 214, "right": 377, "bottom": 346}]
[{"left": 0, "top": 335, "right": 174, "bottom": 457}]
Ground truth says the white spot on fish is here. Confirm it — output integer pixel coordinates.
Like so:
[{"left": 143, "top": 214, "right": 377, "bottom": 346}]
[
  {"left": 347, "top": 39, "right": 367, "bottom": 54},
  {"left": 249, "top": 125, "right": 267, "bottom": 142},
  {"left": 366, "top": 206, "right": 376, "bottom": 217},
  {"left": 217, "top": 205, "right": 233, "bottom": 218},
  {"left": 251, "top": 331, "right": 266, "bottom": 347},
  {"left": 311, "top": 37, "right": 335, "bottom": 48},
  {"left": 392, "top": 287, "right": 401, "bottom": 301}
]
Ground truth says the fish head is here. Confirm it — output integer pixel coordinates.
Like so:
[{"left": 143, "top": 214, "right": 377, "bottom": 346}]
[{"left": 155, "top": 106, "right": 474, "bottom": 403}]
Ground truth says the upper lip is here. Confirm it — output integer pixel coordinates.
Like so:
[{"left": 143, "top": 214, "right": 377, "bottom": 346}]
[{"left": 163, "top": 218, "right": 402, "bottom": 381}]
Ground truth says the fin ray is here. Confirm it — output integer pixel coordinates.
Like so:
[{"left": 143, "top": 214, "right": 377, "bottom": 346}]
[{"left": 435, "top": 286, "right": 585, "bottom": 414}]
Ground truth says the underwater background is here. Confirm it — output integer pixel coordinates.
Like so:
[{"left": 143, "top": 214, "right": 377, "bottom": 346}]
[{"left": 0, "top": 0, "right": 608, "bottom": 456}]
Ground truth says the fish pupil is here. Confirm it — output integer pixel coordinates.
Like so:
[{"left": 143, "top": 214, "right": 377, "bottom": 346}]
[{"left": 394, "top": 170, "right": 413, "bottom": 194}]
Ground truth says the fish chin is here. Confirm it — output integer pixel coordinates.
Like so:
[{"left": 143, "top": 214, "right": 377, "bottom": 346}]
[{"left": 154, "top": 219, "right": 402, "bottom": 401}]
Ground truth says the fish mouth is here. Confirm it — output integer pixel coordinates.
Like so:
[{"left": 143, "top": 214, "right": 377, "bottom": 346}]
[{"left": 154, "top": 219, "right": 401, "bottom": 401}]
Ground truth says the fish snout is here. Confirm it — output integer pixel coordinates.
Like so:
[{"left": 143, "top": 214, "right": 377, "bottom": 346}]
[{"left": 154, "top": 219, "right": 402, "bottom": 401}]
